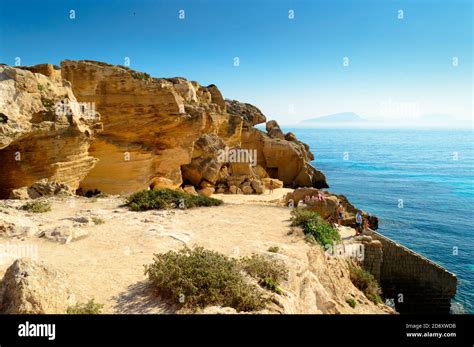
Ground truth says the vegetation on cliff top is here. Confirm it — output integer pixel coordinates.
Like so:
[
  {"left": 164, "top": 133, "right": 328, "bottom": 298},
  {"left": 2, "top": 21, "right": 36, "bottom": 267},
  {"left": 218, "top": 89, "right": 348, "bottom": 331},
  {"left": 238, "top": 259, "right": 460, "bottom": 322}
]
[
  {"left": 144, "top": 247, "right": 270, "bottom": 311},
  {"left": 67, "top": 299, "right": 104, "bottom": 314},
  {"left": 348, "top": 262, "right": 383, "bottom": 304},
  {"left": 240, "top": 253, "right": 288, "bottom": 294},
  {"left": 290, "top": 208, "right": 340, "bottom": 246},
  {"left": 125, "top": 189, "right": 223, "bottom": 211}
]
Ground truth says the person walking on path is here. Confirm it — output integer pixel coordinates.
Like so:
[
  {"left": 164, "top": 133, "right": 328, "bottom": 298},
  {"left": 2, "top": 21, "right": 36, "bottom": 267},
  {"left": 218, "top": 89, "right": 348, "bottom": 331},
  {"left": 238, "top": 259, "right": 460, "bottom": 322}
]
[
  {"left": 336, "top": 203, "right": 344, "bottom": 226},
  {"left": 355, "top": 211, "right": 363, "bottom": 235}
]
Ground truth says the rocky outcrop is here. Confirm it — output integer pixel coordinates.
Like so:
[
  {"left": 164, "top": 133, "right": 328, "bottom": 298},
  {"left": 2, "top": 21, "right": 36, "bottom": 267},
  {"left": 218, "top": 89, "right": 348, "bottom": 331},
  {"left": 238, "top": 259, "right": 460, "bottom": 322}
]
[
  {"left": 284, "top": 188, "right": 378, "bottom": 229},
  {"left": 9, "top": 179, "right": 73, "bottom": 199},
  {"left": 0, "top": 60, "right": 327, "bottom": 198},
  {"left": 0, "top": 258, "right": 73, "bottom": 313},
  {"left": 240, "top": 122, "right": 328, "bottom": 189},
  {"left": 226, "top": 99, "right": 266, "bottom": 127},
  {"left": 61, "top": 60, "right": 242, "bottom": 195},
  {"left": 0, "top": 64, "right": 102, "bottom": 198}
]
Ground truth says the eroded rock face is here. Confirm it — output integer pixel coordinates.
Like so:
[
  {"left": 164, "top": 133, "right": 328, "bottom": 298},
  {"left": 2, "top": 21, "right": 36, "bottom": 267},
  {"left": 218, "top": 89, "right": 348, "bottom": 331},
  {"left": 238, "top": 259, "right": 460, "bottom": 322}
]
[
  {"left": 0, "top": 258, "right": 73, "bottom": 313},
  {"left": 0, "top": 65, "right": 102, "bottom": 198},
  {"left": 61, "top": 60, "right": 241, "bottom": 194},
  {"left": 241, "top": 124, "right": 328, "bottom": 189},
  {"left": 225, "top": 99, "right": 266, "bottom": 128},
  {"left": 1, "top": 60, "right": 328, "bottom": 198}
]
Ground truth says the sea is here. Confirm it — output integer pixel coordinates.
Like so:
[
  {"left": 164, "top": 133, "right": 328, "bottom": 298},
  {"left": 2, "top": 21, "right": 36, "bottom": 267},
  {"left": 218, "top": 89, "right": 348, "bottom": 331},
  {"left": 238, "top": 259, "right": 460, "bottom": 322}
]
[{"left": 287, "top": 127, "right": 474, "bottom": 314}]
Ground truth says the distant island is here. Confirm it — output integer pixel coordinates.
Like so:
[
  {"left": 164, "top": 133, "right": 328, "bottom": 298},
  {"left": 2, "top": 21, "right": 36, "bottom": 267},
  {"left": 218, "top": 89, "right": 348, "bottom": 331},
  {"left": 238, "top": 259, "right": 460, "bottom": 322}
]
[{"left": 300, "top": 112, "right": 366, "bottom": 124}]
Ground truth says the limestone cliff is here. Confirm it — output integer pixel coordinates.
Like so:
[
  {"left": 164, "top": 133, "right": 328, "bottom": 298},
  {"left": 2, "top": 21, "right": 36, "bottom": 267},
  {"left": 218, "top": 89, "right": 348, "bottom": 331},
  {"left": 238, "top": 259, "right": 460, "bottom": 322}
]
[
  {"left": 61, "top": 60, "right": 244, "bottom": 194},
  {"left": 0, "top": 64, "right": 102, "bottom": 198},
  {"left": 1, "top": 60, "right": 327, "bottom": 197}
]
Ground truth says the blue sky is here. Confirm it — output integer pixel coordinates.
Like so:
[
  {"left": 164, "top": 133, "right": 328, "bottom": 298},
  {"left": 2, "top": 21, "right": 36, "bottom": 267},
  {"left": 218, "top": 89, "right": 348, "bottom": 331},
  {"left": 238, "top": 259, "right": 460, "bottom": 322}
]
[{"left": 0, "top": 0, "right": 472, "bottom": 125}]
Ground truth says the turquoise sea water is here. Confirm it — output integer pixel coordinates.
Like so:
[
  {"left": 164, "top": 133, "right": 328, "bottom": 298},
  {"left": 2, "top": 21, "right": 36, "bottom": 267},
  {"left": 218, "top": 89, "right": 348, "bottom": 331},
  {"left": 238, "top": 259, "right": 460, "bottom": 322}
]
[{"left": 288, "top": 128, "right": 474, "bottom": 313}]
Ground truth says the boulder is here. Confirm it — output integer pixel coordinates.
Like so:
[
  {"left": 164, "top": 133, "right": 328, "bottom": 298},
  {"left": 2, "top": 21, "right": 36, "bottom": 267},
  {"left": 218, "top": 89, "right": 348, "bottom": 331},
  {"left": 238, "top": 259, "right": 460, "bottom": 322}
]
[
  {"left": 0, "top": 258, "right": 73, "bottom": 313},
  {"left": 228, "top": 185, "right": 242, "bottom": 194},
  {"left": 250, "top": 180, "right": 264, "bottom": 194},
  {"left": 198, "top": 187, "right": 215, "bottom": 197},
  {"left": 39, "top": 225, "right": 88, "bottom": 244},
  {"left": 183, "top": 185, "right": 198, "bottom": 195},
  {"left": 151, "top": 177, "right": 179, "bottom": 190},
  {"left": 241, "top": 185, "right": 254, "bottom": 195},
  {"left": 8, "top": 187, "right": 30, "bottom": 200},
  {"left": 261, "top": 178, "right": 284, "bottom": 189}
]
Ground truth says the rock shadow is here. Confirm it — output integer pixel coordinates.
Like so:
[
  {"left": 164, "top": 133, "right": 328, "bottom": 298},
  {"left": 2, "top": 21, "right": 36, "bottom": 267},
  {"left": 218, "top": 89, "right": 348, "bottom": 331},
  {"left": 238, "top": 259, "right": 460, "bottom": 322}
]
[{"left": 112, "top": 280, "right": 176, "bottom": 314}]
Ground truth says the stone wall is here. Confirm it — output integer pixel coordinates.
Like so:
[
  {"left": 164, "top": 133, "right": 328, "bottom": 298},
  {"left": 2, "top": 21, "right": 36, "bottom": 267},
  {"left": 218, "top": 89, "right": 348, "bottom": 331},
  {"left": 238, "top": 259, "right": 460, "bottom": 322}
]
[{"left": 363, "top": 229, "right": 457, "bottom": 314}]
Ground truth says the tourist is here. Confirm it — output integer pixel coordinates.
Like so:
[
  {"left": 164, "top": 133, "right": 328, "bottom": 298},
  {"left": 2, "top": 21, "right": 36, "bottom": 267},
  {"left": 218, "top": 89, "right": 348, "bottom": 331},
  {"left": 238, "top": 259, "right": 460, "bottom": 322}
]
[
  {"left": 355, "top": 211, "right": 363, "bottom": 235},
  {"left": 269, "top": 180, "right": 274, "bottom": 194},
  {"left": 318, "top": 191, "right": 325, "bottom": 201},
  {"left": 363, "top": 217, "right": 370, "bottom": 232},
  {"left": 336, "top": 203, "right": 344, "bottom": 226}
]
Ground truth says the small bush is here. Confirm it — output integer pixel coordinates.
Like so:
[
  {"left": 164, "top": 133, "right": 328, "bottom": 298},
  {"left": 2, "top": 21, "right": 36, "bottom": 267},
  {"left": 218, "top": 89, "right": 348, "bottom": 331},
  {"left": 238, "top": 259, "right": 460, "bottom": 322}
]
[
  {"left": 267, "top": 246, "right": 279, "bottom": 253},
  {"left": 21, "top": 201, "right": 51, "bottom": 213},
  {"left": 67, "top": 299, "right": 104, "bottom": 314},
  {"left": 41, "top": 97, "right": 53, "bottom": 108},
  {"left": 126, "top": 189, "right": 223, "bottom": 211},
  {"left": 259, "top": 277, "right": 283, "bottom": 295},
  {"left": 346, "top": 297, "right": 357, "bottom": 308},
  {"left": 92, "top": 216, "right": 105, "bottom": 225},
  {"left": 290, "top": 209, "right": 321, "bottom": 227},
  {"left": 131, "top": 71, "right": 151, "bottom": 81},
  {"left": 37, "top": 83, "right": 44, "bottom": 92},
  {"left": 240, "top": 254, "right": 288, "bottom": 294},
  {"left": 145, "top": 247, "right": 267, "bottom": 311},
  {"left": 348, "top": 263, "right": 383, "bottom": 304},
  {"left": 290, "top": 208, "right": 340, "bottom": 247}
]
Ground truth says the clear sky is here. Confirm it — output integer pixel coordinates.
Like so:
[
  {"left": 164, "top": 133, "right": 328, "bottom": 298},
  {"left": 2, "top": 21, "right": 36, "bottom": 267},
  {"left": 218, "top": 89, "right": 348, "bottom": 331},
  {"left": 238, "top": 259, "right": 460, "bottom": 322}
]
[{"left": 0, "top": 0, "right": 472, "bottom": 126}]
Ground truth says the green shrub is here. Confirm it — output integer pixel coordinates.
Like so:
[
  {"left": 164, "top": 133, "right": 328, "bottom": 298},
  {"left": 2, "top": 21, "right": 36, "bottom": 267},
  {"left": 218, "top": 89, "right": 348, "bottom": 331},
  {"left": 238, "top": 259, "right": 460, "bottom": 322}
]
[
  {"left": 346, "top": 297, "right": 357, "bottom": 308},
  {"left": 348, "top": 263, "right": 383, "bottom": 304},
  {"left": 267, "top": 246, "right": 279, "bottom": 253},
  {"left": 144, "top": 247, "right": 267, "bottom": 311},
  {"left": 290, "top": 209, "right": 321, "bottom": 227},
  {"left": 41, "top": 97, "right": 53, "bottom": 108},
  {"left": 290, "top": 208, "right": 340, "bottom": 247},
  {"left": 259, "top": 277, "right": 283, "bottom": 295},
  {"left": 92, "top": 216, "right": 105, "bottom": 225},
  {"left": 37, "top": 83, "right": 44, "bottom": 92},
  {"left": 126, "top": 189, "right": 223, "bottom": 211},
  {"left": 131, "top": 71, "right": 151, "bottom": 80},
  {"left": 67, "top": 299, "right": 104, "bottom": 314},
  {"left": 21, "top": 201, "right": 51, "bottom": 213},
  {"left": 240, "top": 254, "right": 288, "bottom": 294}
]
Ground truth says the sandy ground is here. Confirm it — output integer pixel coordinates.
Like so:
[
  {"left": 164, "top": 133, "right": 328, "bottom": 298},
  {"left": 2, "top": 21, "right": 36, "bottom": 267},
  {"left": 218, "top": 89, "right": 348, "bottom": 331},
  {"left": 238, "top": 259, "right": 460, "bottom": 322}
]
[
  {"left": 0, "top": 189, "right": 304, "bottom": 313},
  {"left": 0, "top": 188, "right": 386, "bottom": 314}
]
